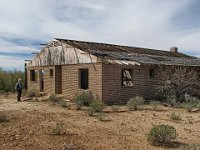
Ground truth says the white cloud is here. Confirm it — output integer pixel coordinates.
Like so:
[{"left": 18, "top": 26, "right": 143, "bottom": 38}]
[
  {"left": 0, "top": 55, "right": 25, "bottom": 70},
  {"left": 0, "top": 39, "right": 38, "bottom": 53},
  {"left": 0, "top": 0, "right": 200, "bottom": 69}
]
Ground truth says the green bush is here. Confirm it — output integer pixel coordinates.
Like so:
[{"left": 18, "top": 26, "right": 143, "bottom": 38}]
[
  {"left": 48, "top": 94, "right": 59, "bottom": 103},
  {"left": 50, "top": 123, "right": 65, "bottom": 135},
  {"left": 181, "top": 103, "right": 196, "bottom": 112},
  {"left": 75, "top": 92, "right": 93, "bottom": 110},
  {"left": 181, "top": 94, "right": 200, "bottom": 112},
  {"left": 90, "top": 100, "right": 105, "bottom": 113},
  {"left": 88, "top": 107, "right": 96, "bottom": 116},
  {"left": 58, "top": 101, "right": 70, "bottom": 108},
  {"left": 197, "top": 102, "right": 200, "bottom": 109},
  {"left": 170, "top": 112, "right": 182, "bottom": 121},
  {"left": 166, "top": 96, "right": 177, "bottom": 107},
  {"left": 150, "top": 101, "right": 161, "bottom": 111},
  {"left": 184, "top": 94, "right": 199, "bottom": 103},
  {"left": 97, "top": 113, "right": 106, "bottom": 121},
  {"left": 127, "top": 96, "right": 144, "bottom": 110},
  {"left": 75, "top": 100, "right": 84, "bottom": 110},
  {"left": 148, "top": 125, "right": 177, "bottom": 146}
]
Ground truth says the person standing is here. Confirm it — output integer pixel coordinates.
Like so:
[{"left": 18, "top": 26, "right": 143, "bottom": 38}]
[{"left": 15, "top": 78, "right": 22, "bottom": 102}]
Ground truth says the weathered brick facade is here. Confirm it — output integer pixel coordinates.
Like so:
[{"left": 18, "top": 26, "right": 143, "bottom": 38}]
[
  {"left": 27, "top": 63, "right": 162, "bottom": 103},
  {"left": 62, "top": 63, "right": 102, "bottom": 100},
  {"left": 27, "top": 39, "right": 200, "bottom": 103},
  {"left": 27, "top": 66, "right": 55, "bottom": 95},
  {"left": 102, "top": 64, "right": 160, "bottom": 103},
  {"left": 27, "top": 64, "right": 103, "bottom": 100}
]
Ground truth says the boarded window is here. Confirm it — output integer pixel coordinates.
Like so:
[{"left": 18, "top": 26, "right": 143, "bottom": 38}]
[
  {"left": 50, "top": 69, "right": 53, "bottom": 77},
  {"left": 149, "top": 69, "right": 155, "bottom": 78},
  {"left": 30, "top": 70, "right": 37, "bottom": 81},
  {"left": 79, "top": 69, "right": 88, "bottom": 89},
  {"left": 122, "top": 69, "right": 133, "bottom": 87}
]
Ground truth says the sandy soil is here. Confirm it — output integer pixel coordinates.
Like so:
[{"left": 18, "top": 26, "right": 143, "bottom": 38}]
[{"left": 0, "top": 94, "right": 200, "bottom": 150}]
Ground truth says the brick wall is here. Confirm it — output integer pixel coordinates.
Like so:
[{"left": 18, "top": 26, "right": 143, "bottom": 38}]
[
  {"left": 27, "top": 63, "right": 160, "bottom": 103},
  {"left": 44, "top": 66, "right": 55, "bottom": 95},
  {"left": 27, "top": 66, "right": 55, "bottom": 95},
  {"left": 62, "top": 63, "right": 103, "bottom": 100},
  {"left": 102, "top": 64, "right": 160, "bottom": 103},
  {"left": 27, "top": 63, "right": 200, "bottom": 104}
]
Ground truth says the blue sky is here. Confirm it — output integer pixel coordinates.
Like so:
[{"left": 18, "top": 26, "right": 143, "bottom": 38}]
[{"left": 0, "top": 0, "right": 200, "bottom": 70}]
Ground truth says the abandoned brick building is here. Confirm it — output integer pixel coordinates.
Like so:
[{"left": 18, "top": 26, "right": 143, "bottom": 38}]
[{"left": 26, "top": 39, "right": 200, "bottom": 103}]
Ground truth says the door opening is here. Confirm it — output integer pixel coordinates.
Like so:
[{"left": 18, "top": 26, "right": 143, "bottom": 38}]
[
  {"left": 55, "top": 66, "right": 62, "bottom": 94},
  {"left": 39, "top": 70, "right": 44, "bottom": 92}
]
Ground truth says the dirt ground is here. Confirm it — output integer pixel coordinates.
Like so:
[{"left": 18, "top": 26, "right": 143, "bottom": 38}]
[{"left": 0, "top": 94, "right": 200, "bottom": 150}]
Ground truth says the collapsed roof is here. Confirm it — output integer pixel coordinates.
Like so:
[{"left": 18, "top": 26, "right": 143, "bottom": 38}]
[{"left": 56, "top": 38, "right": 200, "bottom": 67}]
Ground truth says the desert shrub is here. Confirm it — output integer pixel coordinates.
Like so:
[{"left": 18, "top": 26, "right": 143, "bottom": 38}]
[
  {"left": 181, "top": 94, "right": 199, "bottom": 111},
  {"left": 59, "top": 101, "right": 70, "bottom": 108},
  {"left": 0, "top": 68, "right": 24, "bottom": 92},
  {"left": 184, "top": 94, "right": 199, "bottom": 103},
  {"left": 148, "top": 124, "right": 177, "bottom": 146},
  {"left": 157, "top": 66, "right": 200, "bottom": 102},
  {"left": 111, "top": 105, "right": 120, "bottom": 112},
  {"left": 197, "top": 102, "right": 200, "bottom": 109},
  {"left": 48, "top": 94, "right": 59, "bottom": 103},
  {"left": 90, "top": 100, "right": 105, "bottom": 113},
  {"left": 97, "top": 113, "right": 106, "bottom": 121},
  {"left": 88, "top": 107, "right": 96, "bottom": 116},
  {"left": 179, "top": 144, "right": 200, "bottom": 150},
  {"left": 0, "top": 115, "right": 8, "bottom": 123},
  {"left": 166, "top": 96, "right": 177, "bottom": 107},
  {"left": 150, "top": 101, "right": 161, "bottom": 111},
  {"left": 170, "top": 112, "right": 182, "bottom": 121},
  {"left": 63, "top": 143, "right": 80, "bottom": 150},
  {"left": 75, "top": 91, "right": 93, "bottom": 110},
  {"left": 50, "top": 123, "right": 65, "bottom": 135},
  {"left": 75, "top": 100, "right": 83, "bottom": 110},
  {"left": 127, "top": 96, "right": 144, "bottom": 110},
  {"left": 181, "top": 103, "right": 196, "bottom": 112}
]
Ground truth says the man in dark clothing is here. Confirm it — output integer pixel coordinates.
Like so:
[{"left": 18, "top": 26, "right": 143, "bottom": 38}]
[{"left": 15, "top": 78, "right": 22, "bottom": 102}]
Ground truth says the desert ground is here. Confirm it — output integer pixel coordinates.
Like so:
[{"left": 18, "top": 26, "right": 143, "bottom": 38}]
[{"left": 0, "top": 93, "right": 200, "bottom": 150}]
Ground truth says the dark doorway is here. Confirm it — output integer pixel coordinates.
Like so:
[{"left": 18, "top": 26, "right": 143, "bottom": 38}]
[
  {"left": 39, "top": 70, "right": 44, "bottom": 92},
  {"left": 55, "top": 66, "right": 62, "bottom": 94},
  {"left": 79, "top": 69, "right": 89, "bottom": 89}
]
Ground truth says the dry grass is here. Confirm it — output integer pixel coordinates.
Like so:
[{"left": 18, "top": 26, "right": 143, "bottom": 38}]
[{"left": 0, "top": 94, "right": 200, "bottom": 150}]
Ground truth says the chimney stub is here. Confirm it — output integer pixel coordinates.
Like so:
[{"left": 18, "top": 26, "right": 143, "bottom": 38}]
[{"left": 170, "top": 47, "right": 178, "bottom": 53}]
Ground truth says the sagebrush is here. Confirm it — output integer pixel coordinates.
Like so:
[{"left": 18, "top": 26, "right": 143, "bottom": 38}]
[
  {"left": 48, "top": 94, "right": 59, "bottom": 103},
  {"left": 148, "top": 124, "right": 177, "bottom": 146},
  {"left": 150, "top": 101, "right": 161, "bottom": 111},
  {"left": 127, "top": 96, "right": 144, "bottom": 110},
  {"left": 50, "top": 123, "right": 66, "bottom": 135},
  {"left": 89, "top": 100, "right": 105, "bottom": 115},
  {"left": 75, "top": 91, "right": 93, "bottom": 110},
  {"left": 170, "top": 112, "right": 182, "bottom": 121}
]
